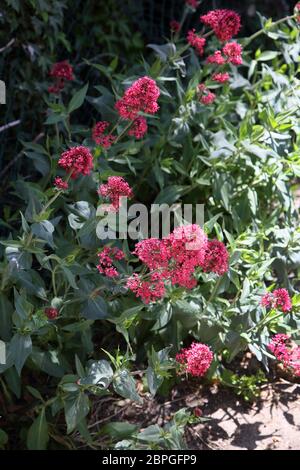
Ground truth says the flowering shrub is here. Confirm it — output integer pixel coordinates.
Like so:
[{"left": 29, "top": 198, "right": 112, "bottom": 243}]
[{"left": 1, "top": 2, "right": 300, "bottom": 450}]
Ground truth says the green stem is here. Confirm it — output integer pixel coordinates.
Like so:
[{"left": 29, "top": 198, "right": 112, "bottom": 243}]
[
  {"left": 244, "top": 14, "right": 296, "bottom": 46},
  {"left": 114, "top": 120, "right": 134, "bottom": 145}
]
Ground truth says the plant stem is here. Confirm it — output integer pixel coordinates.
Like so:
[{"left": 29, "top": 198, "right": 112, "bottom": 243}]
[{"left": 244, "top": 14, "right": 296, "bottom": 46}]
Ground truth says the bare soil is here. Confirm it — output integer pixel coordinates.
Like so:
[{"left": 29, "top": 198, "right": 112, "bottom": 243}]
[{"left": 88, "top": 379, "right": 300, "bottom": 450}]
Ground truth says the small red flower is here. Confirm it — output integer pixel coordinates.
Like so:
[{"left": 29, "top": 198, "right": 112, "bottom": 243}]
[
  {"left": 45, "top": 307, "right": 59, "bottom": 320},
  {"left": 115, "top": 76, "right": 160, "bottom": 120},
  {"left": 261, "top": 288, "right": 292, "bottom": 313},
  {"left": 58, "top": 146, "right": 93, "bottom": 179},
  {"left": 126, "top": 273, "right": 166, "bottom": 304},
  {"left": 212, "top": 72, "right": 230, "bottom": 84},
  {"left": 198, "top": 84, "right": 216, "bottom": 105},
  {"left": 201, "top": 239, "right": 229, "bottom": 275},
  {"left": 186, "top": 0, "right": 200, "bottom": 9},
  {"left": 194, "top": 407, "right": 203, "bottom": 417},
  {"left": 53, "top": 176, "right": 68, "bottom": 190},
  {"left": 97, "top": 246, "right": 125, "bottom": 278},
  {"left": 222, "top": 42, "right": 243, "bottom": 65},
  {"left": 48, "top": 78, "right": 65, "bottom": 94},
  {"left": 49, "top": 61, "right": 74, "bottom": 81},
  {"left": 268, "top": 334, "right": 300, "bottom": 377},
  {"left": 170, "top": 20, "right": 180, "bottom": 33},
  {"left": 128, "top": 116, "right": 148, "bottom": 139},
  {"left": 98, "top": 176, "right": 133, "bottom": 212},
  {"left": 92, "top": 121, "right": 116, "bottom": 148},
  {"left": 187, "top": 29, "right": 206, "bottom": 56},
  {"left": 176, "top": 342, "right": 213, "bottom": 377},
  {"left": 206, "top": 51, "right": 225, "bottom": 65}
]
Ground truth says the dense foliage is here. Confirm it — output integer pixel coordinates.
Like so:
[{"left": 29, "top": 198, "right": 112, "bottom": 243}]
[{"left": 1, "top": 0, "right": 300, "bottom": 450}]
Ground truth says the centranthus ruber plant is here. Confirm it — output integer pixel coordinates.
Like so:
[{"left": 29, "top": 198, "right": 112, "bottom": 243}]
[{"left": 1, "top": 1, "right": 300, "bottom": 450}]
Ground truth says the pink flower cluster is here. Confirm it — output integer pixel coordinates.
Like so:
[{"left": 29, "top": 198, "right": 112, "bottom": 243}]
[
  {"left": 128, "top": 116, "right": 148, "bottom": 139},
  {"left": 201, "top": 239, "right": 229, "bottom": 275},
  {"left": 115, "top": 76, "right": 160, "bottom": 120},
  {"left": 187, "top": 29, "right": 206, "bottom": 56},
  {"left": 207, "top": 42, "right": 243, "bottom": 65},
  {"left": 176, "top": 342, "right": 213, "bottom": 377},
  {"left": 58, "top": 146, "right": 93, "bottom": 179},
  {"left": 92, "top": 121, "right": 116, "bottom": 148},
  {"left": 261, "top": 288, "right": 292, "bottom": 313},
  {"left": 127, "top": 225, "right": 229, "bottom": 303},
  {"left": 97, "top": 246, "right": 125, "bottom": 278},
  {"left": 53, "top": 176, "right": 69, "bottom": 190},
  {"left": 98, "top": 176, "right": 133, "bottom": 212},
  {"left": 48, "top": 60, "right": 74, "bottom": 94},
  {"left": 268, "top": 334, "right": 300, "bottom": 377},
  {"left": 212, "top": 72, "right": 230, "bottom": 84},
  {"left": 198, "top": 84, "right": 216, "bottom": 105},
  {"left": 126, "top": 272, "right": 166, "bottom": 304},
  {"left": 200, "top": 9, "right": 241, "bottom": 42}
]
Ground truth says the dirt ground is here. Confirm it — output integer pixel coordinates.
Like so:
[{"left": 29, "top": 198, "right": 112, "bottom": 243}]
[
  {"left": 193, "top": 381, "right": 300, "bottom": 450},
  {"left": 90, "top": 379, "right": 300, "bottom": 450}
]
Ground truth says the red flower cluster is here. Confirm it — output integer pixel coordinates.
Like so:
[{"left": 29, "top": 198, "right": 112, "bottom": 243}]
[
  {"left": 53, "top": 176, "right": 69, "bottom": 190},
  {"left": 128, "top": 225, "right": 229, "bottom": 303},
  {"left": 198, "top": 84, "right": 216, "bottom": 105},
  {"left": 98, "top": 176, "right": 133, "bottom": 212},
  {"left": 212, "top": 72, "right": 230, "bottom": 83},
  {"left": 58, "top": 146, "right": 93, "bottom": 179},
  {"left": 92, "top": 121, "right": 116, "bottom": 148},
  {"left": 170, "top": 20, "right": 181, "bottom": 33},
  {"left": 206, "top": 51, "right": 225, "bottom": 65},
  {"left": 268, "top": 334, "right": 300, "bottom": 377},
  {"left": 126, "top": 272, "right": 166, "bottom": 304},
  {"left": 207, "top": 42, "right": 243, "bottom": 65},
  {"left": 176, "top": 342, "right": 213, "bottom": 377},
  {"left": 128, "top": 116, "right": 148, "bottom": 139},
  {"left": 187, "top": 29, "right": 206, "bottom": 56},
  {"left": 200, "top": 9, "right": 241, "bottom": 42},
  {"left": 261, "top": 288, "right": 292, "bottom": 313},
  {"left": 97, "top": 246, "right": 125, "bottom": 278},
  {"left": 222, "top": 41, "right": 243, "bottom": 65},
  {"left": 201, "top": 239, "right": 229, "bottom": 275},
  {"left": 48, "top": 60, "right": 73, "bottom": 94},
  {"left": 167, "top": 224, "right": 208, "bottom": 288},
  {"left": 45, "top": 307, "right": 59, "bottom": 320},
  {"left": 186, "top": 0, "right": 200, "bottom": 8},
  {"left": 115, "top": 76, "right": 160, "bottom": 120}
]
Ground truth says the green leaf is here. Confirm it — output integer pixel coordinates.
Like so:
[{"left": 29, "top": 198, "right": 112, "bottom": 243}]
[
  {"left": 27, "top": 408, "right": 49, "bottom": 450},
  {"left": 61, "top": 266, "right": 78, "bottom": 290},
  {"left": 26, "top": 386, "right": 43, "bottom": 401},
  {"left": 136, "top": 424, "right": 162, "bottom": 443},
  {"left": 113, "top": 370, "right": 142, "bottom": 403},
  {"left": 64, "top": 392, "right": 90, "bottom": 434},
  {"left": 68, "top": 83, "right": 89, "bottom": 113},
  {"left": 257, "top": 51, "right": 279, "bottom": 61},
  {"left": 82, "top": 297, "right": 108, "bottom": 320},
  {"left": 146, "top": 366, "right": 163, "bottom": 396},
  {"left": 80, "top": 360, "right": 113, "bottom": 388},
  {"left": 153, "top": 185, "right": 186, "bottom": 205},
  {"left": 10, "top": 333, "right": 32, "bottom": 375},
  {"left": 101, "top": 421, "right": 138, "bottom": 440}
]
